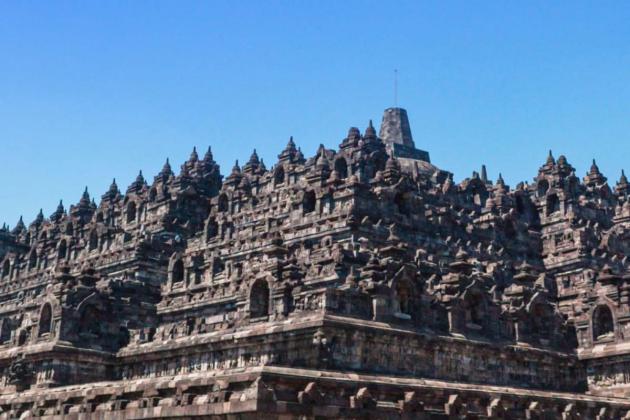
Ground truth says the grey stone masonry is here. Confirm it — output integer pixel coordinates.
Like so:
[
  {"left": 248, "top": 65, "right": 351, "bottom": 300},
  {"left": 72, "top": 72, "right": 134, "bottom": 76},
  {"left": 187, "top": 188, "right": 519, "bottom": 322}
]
[
  {"left": 0, "top": 107, "right": 630, "bottom": 418},
  {"left": 379, "top": 107, "right": 431, "bottom": 162}
]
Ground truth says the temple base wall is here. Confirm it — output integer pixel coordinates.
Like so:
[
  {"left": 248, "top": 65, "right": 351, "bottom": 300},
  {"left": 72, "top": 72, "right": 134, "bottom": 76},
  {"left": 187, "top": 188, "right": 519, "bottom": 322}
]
[{"left": 1, "top": 366, "right": 628, "bottom": 419}]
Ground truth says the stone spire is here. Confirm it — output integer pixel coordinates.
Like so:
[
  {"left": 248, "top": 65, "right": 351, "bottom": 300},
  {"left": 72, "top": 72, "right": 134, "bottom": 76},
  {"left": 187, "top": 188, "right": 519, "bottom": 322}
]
[
  {"left": 232, "top": 160, "right": 241, "bottom": 174},
  {"left": 50, "top": 200, "right": 65, "bottom": 222},
  {"left": 546, "top": 150, "right": 555, "bottom": 166},
  {"left": 340, "top": 127, "right": 361, "bottom": 149},
  {"left": 71, "top": 187, "right": 96, "bottom": 223},
  {"left": 181, "top": 147, "right": 199, "bottom": 176},
  {"left": 243, "top": 149, "right": 261, "bottom": 174},
  {"left": 278, "top": 136, "right": 299, "bottom": 163},
  {"left": 203, "top": 146, "right": 214, "bottom": 164},
  {"left": 295, "top": 147, "right": 305, "bottom": 163},
  {"left": 348, "top": 127, "right": 361, "bottom": 141},
  {"left": 225, "top": 160, "right": 242, "bottom": 186},
  {"left": 127, "top": 171, "right": 145, "bottom": 194},
  {"left": 590, "top": 159, "right": 600, "bottom": 175},
  {"left": 189, "top": 146, "right": 198, "bottom": 163},
  {"left": 79, "top": 187, "right": 91, "bottom": 207},
  {"left": 249, "top": 149, "right": 259, "bottom": 165},
  {"left": 312, "top": 145, "right": 331, "bottom": 179},
  {"left": 616, "top": 169, "right": 629, "bottom": 195},
  {"left": 102, "top": 178, "right": 120, "bottom": 201},
  {"left": 196, "top": 146, "right": 222, "bottom": 193},
  {"left": 135, "top": 170, "right": 145, "bottom": 185},
  {"left": 156, "top": 158, "right": 173, "bottom": 182},
  {"left": 379, "top": 108, "right": 414, "bottom": 149},
  {"left": 32, "top": 208, "right": 44, "bottom": 227},
  {"left": 11, "top": 216, "right": 25, "bottom": 235},
  {"left": 364, "top": 120, "right": 376, "bottom": 139},
  {"left": 285, "top": 136, "right": 296, "bottom": 152},
  {"left": 179, "top": 161, "right": 191, "bottom": 178},
  {"left": 162, "top": 158, "right": 173, "bottom": 175},
  {"left": 584, "top": 158, "right": 607, "bottom": 186},
  {"left": 379, "top": 108, "right": 430, "bottom": 162},
  {"left": 557, "top": 155, "right": 568, "bottom": 167},
  {"left": 383, "top": 155, "right": 401, "bottom": 183}
]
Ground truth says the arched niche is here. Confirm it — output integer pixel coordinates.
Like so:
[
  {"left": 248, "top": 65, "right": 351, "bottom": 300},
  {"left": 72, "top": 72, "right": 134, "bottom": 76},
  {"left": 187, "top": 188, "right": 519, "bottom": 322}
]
[
  {"left": 206, "top": 218, "right": 219, "bottom": 240},
  {"left": 593, "top": 305, "right": 614, "bottom": 342},
  {"left": 462, "top": 289, "right": 486, "bottom": 331},
  {"left": 394, "top": 279, "right": 412, "bottom": 316},
  {"left": 171, "top": 259, "right": 185, "bottom": 285},
  {"left": 58, "top": 239, "right": 68, "bottom": 260},
  {"left": 546, "top": 194, "right": 560, "bottom": 216},
  {"left": 394, "top": 192, "right": 410, "bottom": 216},
  {"left": 529, "top": 302, "right": 553, "bottom": 339},
  {"left": 302, "top": 190, "right": 316, "bottom": 214},
  {"left": 537, "top": 179, "right": 549, "bottom": 197},
  {"left": 2, "top": 259, "right": 10, "bottom": 278},
  {"left": 0, "top": 319, "right": 11, "bottom": 344},
  {"left": 126, "top": 201, "right": 137, "bottom": 223},
  {"left": 88, "top": 230, "right": 98, "bottom": 251},
  {"left": 28, "top": 250, "right": 38, "bottom": 270},
  {"left": 250, "top": 279, "right": 270, "bottom": 319},
  {"left": 274, "top": 166, "right": 285, "bottom": 186},
  {"left": 218, "top": 193, "right": 229, "bottom": 212},
  {"left": 38, "top": 303, "right": 53, "bottom": 337},
  {"left": 78, "top": 304, "right": 102, "bottom": 337},
  {"left": 334, "top": 157, "right": 348, "bottom": 180}
]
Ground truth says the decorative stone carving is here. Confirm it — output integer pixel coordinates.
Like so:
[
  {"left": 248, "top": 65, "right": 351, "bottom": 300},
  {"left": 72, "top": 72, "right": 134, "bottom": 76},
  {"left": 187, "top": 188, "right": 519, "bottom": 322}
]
[{"left": 0, "top": 107, "right": 629, "bottom": 416}]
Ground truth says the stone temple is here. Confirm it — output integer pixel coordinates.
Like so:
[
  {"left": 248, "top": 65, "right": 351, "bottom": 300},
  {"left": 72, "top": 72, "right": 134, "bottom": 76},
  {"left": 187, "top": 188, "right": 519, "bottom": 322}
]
[{"left": 2, "top": 108, "right": 630, "bottom": 419}]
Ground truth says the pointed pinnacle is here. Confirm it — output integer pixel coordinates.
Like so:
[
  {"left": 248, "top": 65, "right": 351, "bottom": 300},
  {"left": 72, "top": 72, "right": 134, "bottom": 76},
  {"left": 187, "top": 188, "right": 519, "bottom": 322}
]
[
  {"left": 204, "top": 146, "right": 213, "bottom": 161},
  {"left": 162, "top": 158, "right": 172, "bottom": 174},
  {"left": 365, "top": 119, "right": 376, "bottom": 137},
  {"left": 591, "top": 159, "right": 600, "bottom": 174}
]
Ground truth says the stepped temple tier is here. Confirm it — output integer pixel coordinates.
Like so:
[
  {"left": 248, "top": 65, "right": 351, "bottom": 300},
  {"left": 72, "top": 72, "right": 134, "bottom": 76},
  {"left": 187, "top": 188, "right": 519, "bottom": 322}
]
[{"left": 2, "top": 107, "right": 630, "bottom": 418}]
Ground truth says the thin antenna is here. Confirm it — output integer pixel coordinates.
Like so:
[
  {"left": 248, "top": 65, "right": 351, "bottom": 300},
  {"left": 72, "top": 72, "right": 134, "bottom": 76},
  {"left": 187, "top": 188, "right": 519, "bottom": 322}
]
[{"left": 394, "top": 69, "right": 398, "bottom": 107}]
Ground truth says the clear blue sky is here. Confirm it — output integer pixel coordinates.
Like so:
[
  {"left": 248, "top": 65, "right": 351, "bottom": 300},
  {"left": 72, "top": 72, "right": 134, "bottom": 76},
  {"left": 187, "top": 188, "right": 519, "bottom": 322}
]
[{"left": 2, "top": 1, "right": 630, "bottom": 227}]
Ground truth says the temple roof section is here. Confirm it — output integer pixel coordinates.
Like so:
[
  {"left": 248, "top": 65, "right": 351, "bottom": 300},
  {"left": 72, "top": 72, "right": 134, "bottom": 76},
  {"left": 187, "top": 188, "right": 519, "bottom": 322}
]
[{"left": 379, "top": 107, "right": 431, "bottom": 163}]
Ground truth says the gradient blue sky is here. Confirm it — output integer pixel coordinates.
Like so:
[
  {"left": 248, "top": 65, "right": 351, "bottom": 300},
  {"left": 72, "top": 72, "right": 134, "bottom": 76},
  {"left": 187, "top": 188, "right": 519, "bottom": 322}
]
[{"left": 2, "top": 1, "right": 630, "bottom": 227}]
